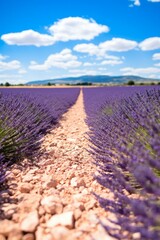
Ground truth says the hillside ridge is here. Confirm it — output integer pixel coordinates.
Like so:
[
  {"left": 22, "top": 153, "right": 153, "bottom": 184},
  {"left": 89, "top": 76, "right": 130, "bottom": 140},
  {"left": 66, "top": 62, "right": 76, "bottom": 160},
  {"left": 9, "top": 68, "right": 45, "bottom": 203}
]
[{"left": 26, "top": 75, "right": 158, "bottom": 85}]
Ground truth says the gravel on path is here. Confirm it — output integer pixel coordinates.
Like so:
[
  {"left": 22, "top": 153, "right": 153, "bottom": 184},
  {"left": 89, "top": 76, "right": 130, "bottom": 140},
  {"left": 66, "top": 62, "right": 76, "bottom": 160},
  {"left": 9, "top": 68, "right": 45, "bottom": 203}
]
[{"left": 0, "top": 89, "right": 115, "bottom": 240}]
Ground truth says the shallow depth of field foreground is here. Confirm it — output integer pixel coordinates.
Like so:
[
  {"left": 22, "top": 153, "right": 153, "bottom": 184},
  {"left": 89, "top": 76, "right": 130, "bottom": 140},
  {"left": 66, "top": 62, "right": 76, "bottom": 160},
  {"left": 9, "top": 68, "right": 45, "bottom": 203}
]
[{"left": 0, "top": 86, "right": 160, "bottom": 240}]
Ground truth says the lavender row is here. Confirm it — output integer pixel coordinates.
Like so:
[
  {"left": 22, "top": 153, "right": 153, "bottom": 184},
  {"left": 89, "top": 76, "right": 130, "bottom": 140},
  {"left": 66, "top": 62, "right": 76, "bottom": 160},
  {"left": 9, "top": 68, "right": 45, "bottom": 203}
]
[
  {"left": 83, "top": 86, "right": 160, "bottom": 239},
  {"left": 0, "top": 88, "right": 80, "bottom": 187}
]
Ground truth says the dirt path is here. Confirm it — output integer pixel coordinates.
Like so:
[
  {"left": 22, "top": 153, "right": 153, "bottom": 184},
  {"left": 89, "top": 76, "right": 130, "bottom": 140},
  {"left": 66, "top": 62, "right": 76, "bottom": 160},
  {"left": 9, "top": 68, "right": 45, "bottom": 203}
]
[{"left": 0, "top": 89, "right": 114, "bottom": 240}]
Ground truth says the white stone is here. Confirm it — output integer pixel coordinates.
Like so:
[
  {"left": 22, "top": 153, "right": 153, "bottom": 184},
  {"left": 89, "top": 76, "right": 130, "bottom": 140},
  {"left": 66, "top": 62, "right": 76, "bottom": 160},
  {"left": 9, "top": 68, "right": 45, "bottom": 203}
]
[
  {"left": 41, "top": 196, "right": 63, "bottom": 214},
  {"left": 85, "top": 199, "right": 97, "bottom": 210},
  {"left": 50, "top": 226, "right": 69, "bottom": 240},
  {"left": 8, "top": 230, "right": 23, "bottom": 240},
  {"left": 70, "top": 178, "right": 78, "bottom": 187},
  {"left": 21, "top": 211, "right": 39, "bottom": 232},
  {"left": 0, "top": 220, "right": 19, "bottom": 236},
  {"left": 46, "top": 211, "right": 74, "bottom": 229},
  {"left": 42, "top": 177, "right": 57, "bottom": 189},
  {"left": 0, "top": 235, "right": 6, "bottom": 240},
  {"left": 19, "top": 183, "right": 33, "bottom": 193},
  {"left": 2, "top": 204, "right": 17, "bottom": 219},
  {"left": 23, "top": 175, "right": 33, "bottom": 182}
]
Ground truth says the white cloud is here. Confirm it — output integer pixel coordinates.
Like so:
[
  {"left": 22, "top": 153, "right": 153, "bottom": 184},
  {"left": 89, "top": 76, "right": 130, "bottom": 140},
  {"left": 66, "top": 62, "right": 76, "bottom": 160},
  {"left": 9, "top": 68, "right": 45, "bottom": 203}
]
[
  {"left": 0, "top": 54, "right": 8, "bottom": 60},
  {"left": 0, "top": 60, "right": 21, "bottom": 71},
  {"left": 73, "top": 38, "right": 138, "bottom": 60},
  {"left": 152, "top": 53, "right": 160, "bottom": 60},
  {"left": 99, "top": 38, "right": 137, "bottom": 52},
  {"left": 29, "top": 48, "right": 82, "bottom": 70},
  {"left": 1, "top": 17, "right": 109, "bottom": 47},
  {"left": 154, "top": 62, "right": 160, "bottom": 67},
  {"left": 48, "top": 17, "right": 109, "bottom": 41},
  {"left": 101, "top": 59, "right": 123, "bottom": 66},
  {"left": 18, "top": 69, "right": 27, "bottom": 74},
  {"left": 1, "top": 30, "right": 55, "bottom": 47},
  {"left": 120, "top": 67, "right": 160, "bottom": 77},
  {"left": 98, "top": 67, "right": 107, "bottom": 71},
  {"left": 68, "top": 67, "right": 113, "bottom": 77},
  {"left": 83, "top": 62, "right": 95, "bottom": 66},
  {"left": 129, "top": 0, "right": 141, "bottom": 7},
  {"left": 139, "top": 37, "right": 160, "bottom": 51},
  {"left": 134, "top": 0, "right": 141, "bottom": 5},
  {"left": 148, "top": 74, "right": 157, "bottom": 78},
  {"left": 74, "top": 43, "right": 99, "bottom": 56},
  {"left": 74, "top": 38, "right": 137, "bottom": 59},
  {"left": 0, "top": 74, "right": 26, "bottom": 84},
  {"left": 148, "top": 0, "right": 160, "bottom": 2},
  {"left": 69, "top": 69, "right": 101, "bottom": 76}
]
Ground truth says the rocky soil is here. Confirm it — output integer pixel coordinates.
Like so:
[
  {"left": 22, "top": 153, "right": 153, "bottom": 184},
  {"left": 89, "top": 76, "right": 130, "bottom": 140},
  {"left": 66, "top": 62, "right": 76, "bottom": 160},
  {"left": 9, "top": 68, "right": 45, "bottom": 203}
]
[{"left": 0, "top": 90, "right": 115, "bottom": 240}]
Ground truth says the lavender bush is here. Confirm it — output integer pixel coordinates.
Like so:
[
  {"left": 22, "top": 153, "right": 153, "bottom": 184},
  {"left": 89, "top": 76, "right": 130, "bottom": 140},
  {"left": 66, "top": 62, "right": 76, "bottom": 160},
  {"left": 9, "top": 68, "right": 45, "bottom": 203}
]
[
  {"left": 83, "top": 86, "right": 160, "bottom": 239},
  {"left": 0, "top": 88, "right": 80, "bottom": 186}
]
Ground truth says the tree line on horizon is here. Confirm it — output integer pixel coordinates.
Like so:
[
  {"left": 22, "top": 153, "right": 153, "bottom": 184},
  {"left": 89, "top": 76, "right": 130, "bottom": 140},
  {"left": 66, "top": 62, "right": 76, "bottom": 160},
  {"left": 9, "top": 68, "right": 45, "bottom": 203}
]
[{"left": 0, "top": 81, "right": 160, "bottom": 87}]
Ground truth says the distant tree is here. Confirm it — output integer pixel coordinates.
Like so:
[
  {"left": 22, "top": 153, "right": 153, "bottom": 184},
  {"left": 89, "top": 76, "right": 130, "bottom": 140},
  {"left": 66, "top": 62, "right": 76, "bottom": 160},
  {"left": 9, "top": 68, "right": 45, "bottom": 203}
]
[
  {"left": 127, "top": 80, "right": 135, "bottom": 85},
  {"left": 76, "top": 82, "right": 92, "bottom": 86},
  {"left": 158, "top": 82, "right": 160, "bottom": 85},
  {"left": 5, "top": 82, "right": 11, "bottom": 87},
  {"left": 47, "top": 82, "right": 51, "bottom": 86},
  {"left": 150, "top": 82, "right": 155, "bottom": 85},
  {"left": 0, "top": 83, "right": 4, "bottom": 86}
]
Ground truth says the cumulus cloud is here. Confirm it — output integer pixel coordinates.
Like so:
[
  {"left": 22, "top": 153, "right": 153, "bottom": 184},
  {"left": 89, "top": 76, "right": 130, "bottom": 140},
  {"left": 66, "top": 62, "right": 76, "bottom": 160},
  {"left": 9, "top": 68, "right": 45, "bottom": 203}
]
[
  {"left": 1, "top": 17, "right": 109, "bottom": 47},
  {"left": 152, "top": 53, "right": 160, "bottom": 60},
  {"left": 120, "top": 67, "right": 160, "bottom": 77},
  {"left": 83, "top": 62, "right": 95, "bottom": 66},
  {"left": 134, "top": 0, "right": 141, "bottom": 5},
  {"left": 101, "top": 59, "right": 123, "bottom": 66},
  {"left": 74, "top": 38, "right": 137, "bottom": 60},
  {"left": 74, "top": 43, "right": 99, "bottom": 56},
  {"left": 0, "top": 74, "right": 26, "bottom": 84},
  {"left": 139, "top": 37, "right": 160, "bottom": 50},
  {"left": 99, "top": 38, "right": 137, "bottom": 52},
  {"left": 29, "top": 48, "right": 82, "bottom": 70},
  {"left": 48, "top": 17, "right": 109, "bottom": 41},
  {"left": 129, "top": 0, "right": 160, "bottom": 7},
  {"left": 68, "top": 68, "right": 110, "bottom": 76},
  {"left": 1, "top": 30, "right": 55, "bottom": 47},
  {"left": 129, "top": 0, "right": 141, "bottom": 7},
  {"left": 154, "top": 62, "right": 160, "bottom": 67},
  {"left": 0, "top": 59, "right": 21, "bottom": 71},
  {"left": 69, "top": 69, "right": 97, "bottom": 74},
  {"left": 148, "top": 0, "right": 160, "bottom": 2},
  {"left": 0, "top": 54, "right": 8, "bottom": 60},
  {"left": 18, "top": 69, "right": 27, "bottom": 74}
]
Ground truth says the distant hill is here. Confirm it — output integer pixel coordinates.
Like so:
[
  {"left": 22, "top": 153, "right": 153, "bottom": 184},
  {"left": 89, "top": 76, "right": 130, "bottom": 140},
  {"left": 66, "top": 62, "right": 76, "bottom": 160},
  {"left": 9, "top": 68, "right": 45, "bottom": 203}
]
[{"left": 26, "top": 75, "right": 158, "bottom": 85}]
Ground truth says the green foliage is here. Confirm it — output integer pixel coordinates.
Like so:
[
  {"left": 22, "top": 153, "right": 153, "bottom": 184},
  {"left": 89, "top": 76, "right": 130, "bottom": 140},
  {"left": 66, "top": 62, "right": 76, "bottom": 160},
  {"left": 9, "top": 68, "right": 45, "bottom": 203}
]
[
  {"left": 17, "top": 84, "right": 25, "bottom": 86},
  {"left": 65, "top": 82, "right": 92, "bottom": 86},
  {"left": 127, "top": 80, "right": 135, "bottom": 85},
  {"left": 103, "top": 106, "right": 113, "bottom": 116},
  {"left": 4, "top": 82, "right": 11, "bottom": 87},
  {"left": 76, "top": 82, "right": 92, "bottom": 86},
  {"left": 46, "top": 82, "right": 55, "bottom": 86},
  {"left": 0, "top": 123, "right": 21, "bottom": 163}
]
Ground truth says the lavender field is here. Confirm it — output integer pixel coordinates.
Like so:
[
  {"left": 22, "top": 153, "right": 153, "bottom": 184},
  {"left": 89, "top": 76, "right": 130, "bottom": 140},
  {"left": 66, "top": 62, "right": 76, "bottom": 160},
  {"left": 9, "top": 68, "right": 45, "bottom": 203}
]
[
  {"left": 83, "top": 86, "right": 160, "bottom": 239},
  {"left": 0, "top": 88, "right": 80, "bottom": 186},
  {"left": 0, "top": 85, "right": 160, "bottom": 239}
]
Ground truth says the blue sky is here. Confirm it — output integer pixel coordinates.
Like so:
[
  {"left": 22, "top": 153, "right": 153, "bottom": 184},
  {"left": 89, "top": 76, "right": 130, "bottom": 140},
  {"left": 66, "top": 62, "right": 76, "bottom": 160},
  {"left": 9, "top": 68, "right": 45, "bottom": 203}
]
[{"left": 0, "top": 0, "right": 160, "bottom": 84}]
